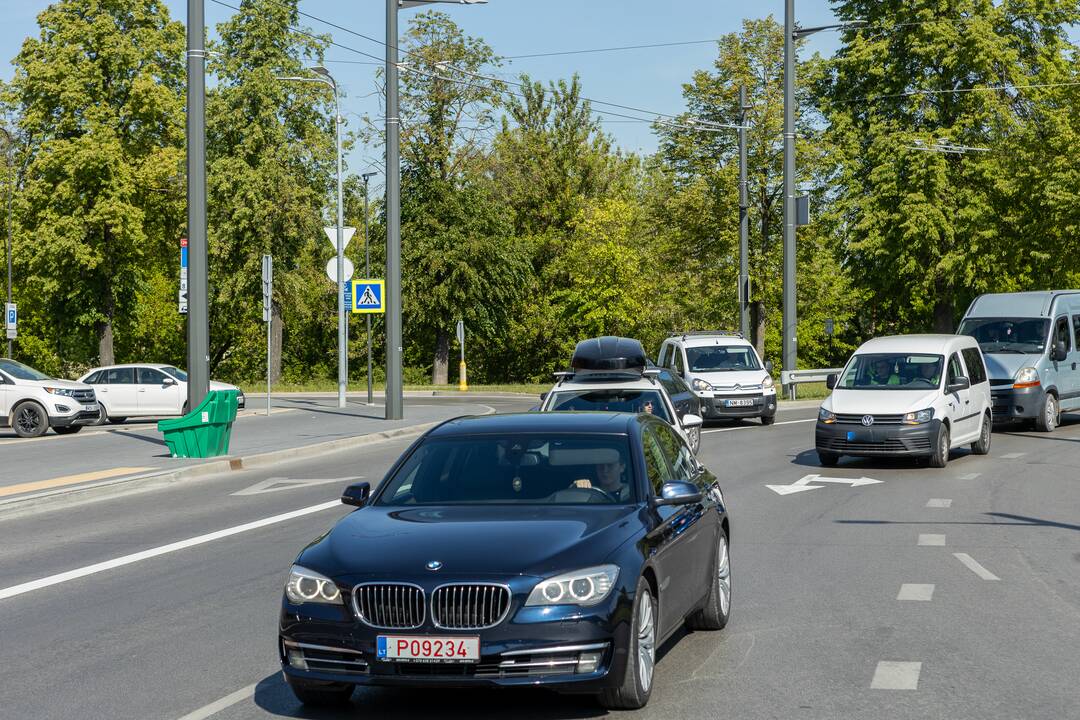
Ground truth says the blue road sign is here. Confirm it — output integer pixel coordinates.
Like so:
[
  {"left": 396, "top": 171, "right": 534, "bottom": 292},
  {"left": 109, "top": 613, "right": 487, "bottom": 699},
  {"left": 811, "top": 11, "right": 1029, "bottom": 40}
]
[
  {"left": 344, "top": 282, "right": 352, "bottom": 309},
  {"left": 351, "top": 280, "right": 385, "bottom": 315}
]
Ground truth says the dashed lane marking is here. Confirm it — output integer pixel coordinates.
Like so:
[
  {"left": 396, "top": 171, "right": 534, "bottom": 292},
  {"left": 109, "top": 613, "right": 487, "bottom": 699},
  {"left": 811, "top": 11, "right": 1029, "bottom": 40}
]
[
  {"left": 0, "top": 467, "right": 154, "bottom": 499},
  {"left": 926, "top": 498, "right": 953, "bottom": 508},
  {"left": 871, "top": 661, "right": 922, "bottom": 690},
  {"left": 0, "top": 500, "right": 340, "bottom": 601},
  {"left": 918, "top": 534, "right": 946, "bottom": 546},
  {"left": 176, "top": 683, "right": 258, "bottom": 720},
  {"left": 1000, "top": 453, "right": 1026, "bottom": 460},
  {"left": 954, "top": 553, "right": 1001, "bottom": 581},
  {"left": 897, "top": 584, "right": 935, "bottom": 601},
  {"left": 956, "top": 473, "right": 981, "bottom": 480}
]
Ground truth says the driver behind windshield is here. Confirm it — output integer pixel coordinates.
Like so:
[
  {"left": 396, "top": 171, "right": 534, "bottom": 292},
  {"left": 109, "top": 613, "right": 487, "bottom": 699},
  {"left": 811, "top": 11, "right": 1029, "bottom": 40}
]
[
  {"left": 868, "top": 359, "right": 900, "bottom": 386},
  {"left": 574, "top": 457, "right": 630, "bottom": 502}
]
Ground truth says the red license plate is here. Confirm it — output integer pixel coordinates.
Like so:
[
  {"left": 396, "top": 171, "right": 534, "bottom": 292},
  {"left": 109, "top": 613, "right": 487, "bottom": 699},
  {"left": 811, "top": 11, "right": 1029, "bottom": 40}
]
[{"left": 377, "top": 635, "right": 480, "bottom": 663}]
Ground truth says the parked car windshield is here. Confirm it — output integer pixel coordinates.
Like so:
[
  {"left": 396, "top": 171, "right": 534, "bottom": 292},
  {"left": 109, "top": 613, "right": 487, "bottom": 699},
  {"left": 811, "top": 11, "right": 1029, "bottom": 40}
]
[
  {"left": 686, "top": 346, "right": 761, "bottom": 372},
  {"left": 548, "top": 389, "right": 671, "bottom": 423},
  {"left": 0, "top": 359, "right": 51, "bottom": 381},
  {"left": 161, "top": 366, "right": 188, "bottom": 381},
  {"left": 376, "top": 434, "right": 637, "bottom": 505},
  {"left": 838, "top": 353, "right": 944, "bottom": 390},
  {"left": 957, "top": 317, "right": 1050, "bottom": 355}
]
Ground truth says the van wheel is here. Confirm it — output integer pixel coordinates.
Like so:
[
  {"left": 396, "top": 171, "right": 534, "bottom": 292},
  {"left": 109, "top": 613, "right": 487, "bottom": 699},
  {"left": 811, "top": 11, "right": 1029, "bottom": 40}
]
[
  {"left": 971, "top": 414, "right": 992, "bottom": 455},
  {"left": 761, "top": 415, "right": 775, "bottom": 426},
  {"left": 1035, "top": 394, "right": 1059, "bottom": 433},
  {"left": 928, "top": 424, "right": 950, "bottom": 468},
  {"left": 12, "top": 402, "right": 49, "bottom": 438},
  {"left": 818, "top": 451, "right": 840, "bottom": 467}
]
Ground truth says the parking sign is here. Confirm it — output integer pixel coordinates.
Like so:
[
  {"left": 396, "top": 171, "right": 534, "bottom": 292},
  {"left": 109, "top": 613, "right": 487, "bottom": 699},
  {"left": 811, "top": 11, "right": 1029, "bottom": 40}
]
[{"left": 5, "top": 303, "right": 15, "bottom": 339}]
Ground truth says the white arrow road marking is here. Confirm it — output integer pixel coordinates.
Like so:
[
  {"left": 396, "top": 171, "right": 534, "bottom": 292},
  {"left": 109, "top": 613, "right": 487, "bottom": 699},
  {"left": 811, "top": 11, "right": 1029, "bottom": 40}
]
[
  {"left": 766, "top": 473, "right": 883, "bottom": 496},
  {"left": 954, "top": 553, "right": 1000, "bottom": 581},
  {"left": 231, "top": 477, "right": 362, "bottom": 496}
]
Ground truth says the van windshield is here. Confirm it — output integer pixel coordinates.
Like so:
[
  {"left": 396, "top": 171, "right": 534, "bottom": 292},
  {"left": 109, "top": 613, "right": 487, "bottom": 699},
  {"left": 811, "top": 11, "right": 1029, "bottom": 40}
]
[
  {"left": 957, "top": 318, "right": 1049, "bottom": 355},
  {"left": 838, "top": 354, "right": 944, "bottom": 390}
]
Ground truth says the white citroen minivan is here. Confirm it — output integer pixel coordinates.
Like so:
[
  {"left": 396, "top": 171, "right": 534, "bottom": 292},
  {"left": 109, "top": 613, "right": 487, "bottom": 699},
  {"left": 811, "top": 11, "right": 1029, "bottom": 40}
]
[{"left": 815, "top": 335, "right": 992, "bottom": 468}]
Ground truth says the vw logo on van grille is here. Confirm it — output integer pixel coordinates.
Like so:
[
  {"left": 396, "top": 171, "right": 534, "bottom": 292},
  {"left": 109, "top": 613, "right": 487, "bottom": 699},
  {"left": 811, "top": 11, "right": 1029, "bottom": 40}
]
[{"left": 861, "top": 415, "right": 875, "bottom": 427}]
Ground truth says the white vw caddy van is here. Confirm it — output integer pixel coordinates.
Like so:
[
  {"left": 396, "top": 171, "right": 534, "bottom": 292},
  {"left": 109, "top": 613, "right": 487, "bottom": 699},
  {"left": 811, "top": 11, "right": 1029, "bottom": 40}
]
[{"left": 815, "top": 335, "right": 992, "bottom": 468}]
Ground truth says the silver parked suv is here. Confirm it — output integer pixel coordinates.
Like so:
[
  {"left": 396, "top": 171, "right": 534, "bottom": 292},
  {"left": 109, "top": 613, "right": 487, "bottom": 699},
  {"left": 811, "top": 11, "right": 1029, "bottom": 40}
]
[{"left": 657, "top": 332, "right": 778, "bottom": 425}]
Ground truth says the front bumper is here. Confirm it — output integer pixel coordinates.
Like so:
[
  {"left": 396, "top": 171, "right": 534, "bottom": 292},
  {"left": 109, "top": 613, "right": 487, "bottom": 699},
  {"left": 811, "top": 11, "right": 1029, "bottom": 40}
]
[
  {"left": 815, "top": 419, "right": 939, "bottom": 457},
  {"left": 990, "top": 384, "right": 1044, "bottom": 421},
  {"left": 278, "top": 589, "right": 632, "bottom": 693},
  {"left": 698, "top": 391, "right": 777, "bottom": 419},
  {"left": 49, "top": 405, "right": 102, "bottom": 427}
]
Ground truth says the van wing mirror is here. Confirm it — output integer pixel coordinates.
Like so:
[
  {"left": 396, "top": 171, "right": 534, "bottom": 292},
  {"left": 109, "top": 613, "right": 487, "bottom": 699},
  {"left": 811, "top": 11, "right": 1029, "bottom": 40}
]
[
  {"left": 826, "top": 373, "right": 838, "bottom": 390},
  {"left": 341, "top": 482, "right": 371, "bottom": 508},
  {"left": 947, "top": 376, "right": 971, "bottom": 394},
  {"left": 1052, "top": 341, "right": 1068, "bottom": 362},
  {"left": 764, "top": 360, "right": 774, "bottom": 373}
]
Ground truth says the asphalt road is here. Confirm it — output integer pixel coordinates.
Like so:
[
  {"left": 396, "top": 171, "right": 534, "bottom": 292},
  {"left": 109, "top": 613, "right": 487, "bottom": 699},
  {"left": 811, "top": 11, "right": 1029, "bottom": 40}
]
[{"left": 1, "top": 402, "right": 1078, "bottom": 720}]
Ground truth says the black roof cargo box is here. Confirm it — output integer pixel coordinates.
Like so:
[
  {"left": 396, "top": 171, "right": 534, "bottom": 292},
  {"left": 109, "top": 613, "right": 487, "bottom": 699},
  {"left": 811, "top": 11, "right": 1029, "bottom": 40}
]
[{"left": 570, "top": 337, "right": 648, "bottom": 373}]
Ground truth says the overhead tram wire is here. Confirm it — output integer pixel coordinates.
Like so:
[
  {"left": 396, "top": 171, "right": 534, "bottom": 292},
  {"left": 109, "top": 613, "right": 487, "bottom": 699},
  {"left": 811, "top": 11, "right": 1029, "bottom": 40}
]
[
  {"left": 216, "top": 0, "right": 744, "bottom": 133},
  {"left": 828, "top": 80, "right": 1080, "bottom": 106}
]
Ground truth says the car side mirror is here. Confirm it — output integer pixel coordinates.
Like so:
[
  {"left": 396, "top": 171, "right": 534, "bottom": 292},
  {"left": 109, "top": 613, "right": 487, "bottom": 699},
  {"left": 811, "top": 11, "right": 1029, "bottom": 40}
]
[
  {"left": 655, "top": 481, "right": 703, "bottom": 507},
  {"left": 341, "top": 482, "right": 371, "bottom": 508},
  {"left": 764, "top": 360, "right": 774, "bottom": 373},
  {"left": 681, "top": 413, "right": 704, "bottom": 430},
  {"left": 947, "top": 376, "right": 971, "bottom": 394},
  {"left": 163, "top": 377, "right": 177, "bottom": 387},
  {"left": 826, "top": 373, "right": 838, "bottom": 390},
  {"left": 1052, "top": 341, "right": 1068, "bottom": 362},
  {"left": 539, "top": 391, "right": 549, "bottom": 402}
]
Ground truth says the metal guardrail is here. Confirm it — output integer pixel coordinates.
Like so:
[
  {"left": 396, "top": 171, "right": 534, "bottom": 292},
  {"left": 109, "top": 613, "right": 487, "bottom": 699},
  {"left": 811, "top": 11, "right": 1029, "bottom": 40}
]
[{"left": 779, "top": 368, "right": 844, "bottom": 400}]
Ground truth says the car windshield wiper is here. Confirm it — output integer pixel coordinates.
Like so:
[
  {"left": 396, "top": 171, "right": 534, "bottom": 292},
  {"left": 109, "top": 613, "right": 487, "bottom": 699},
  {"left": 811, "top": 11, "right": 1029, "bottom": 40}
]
[{"left": 987, "top": 348, "right": 1029, "bottom": 354}]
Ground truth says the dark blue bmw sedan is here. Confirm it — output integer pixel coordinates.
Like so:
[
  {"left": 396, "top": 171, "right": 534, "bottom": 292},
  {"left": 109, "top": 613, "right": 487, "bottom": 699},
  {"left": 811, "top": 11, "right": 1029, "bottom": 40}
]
[{"left": 278, "top": 412, "right": 731, "bottom": 710}]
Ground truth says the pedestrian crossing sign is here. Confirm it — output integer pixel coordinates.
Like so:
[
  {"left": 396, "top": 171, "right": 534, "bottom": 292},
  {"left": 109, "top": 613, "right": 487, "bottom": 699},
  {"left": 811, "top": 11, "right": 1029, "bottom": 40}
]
[{"left": 351, "top": 279, "right": 385, "bottom": 314}]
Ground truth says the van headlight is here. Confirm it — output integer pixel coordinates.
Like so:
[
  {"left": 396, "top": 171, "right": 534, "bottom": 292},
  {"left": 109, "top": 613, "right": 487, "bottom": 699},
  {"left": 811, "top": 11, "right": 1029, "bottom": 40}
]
[
  {"left": 762, "top": 375, "right": 775, "bottom": 390},
  {"left": 818, "top": 408, "right": 836, "bottom": 424},
  {"left": 284, "top": 565, "right": 342, "bottom": 605},
  {"left": 526, "top": 565, "right": 619, "bottom": 607},
  {"left": 1013, "top": 367, "right": 1040, "bottom": 389},
  {"left": 691, "top": 378, "right": 713, "bottom": 392},
  {"left": 903, "top": 408, "right": 934, "bottom": 425}
]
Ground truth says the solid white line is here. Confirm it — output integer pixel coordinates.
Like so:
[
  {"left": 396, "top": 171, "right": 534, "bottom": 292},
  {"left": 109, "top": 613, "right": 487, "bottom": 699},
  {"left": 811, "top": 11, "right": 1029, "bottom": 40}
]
[
  {"left": 1000, "top": 452, "right": 1026, "bottom": 460},
  {"left": 897, "top": 583, "right": 935, "bottom": 601},
  {"left": 918, "top": 533, "right": 946, "bottom": 546},
  {"left": 871, "top": 661, "right": 922, "bottom": 690},
  {"left": 703, "top": 418, "right": 814, "bottom": 434},
  {"left": 956, "top": 473, "right": 982, "bottom": 480},
  {"left": 176, "top": 683, "right": 258, "bottom": 720},
  {"left": 926, "top": 498, "right": 953, "bottom": 508},
  {"left": 0, "top": 501, "right": 341, "bottom": 601},
  {"left": 953, "top": 552, "right": 1000, "bottom": 581}
]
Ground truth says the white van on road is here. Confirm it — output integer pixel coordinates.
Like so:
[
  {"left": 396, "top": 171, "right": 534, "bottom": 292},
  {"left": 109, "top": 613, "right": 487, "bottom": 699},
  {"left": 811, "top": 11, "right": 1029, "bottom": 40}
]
[{"left": 815, "top": 335, "right": 992, "bottom": 468}]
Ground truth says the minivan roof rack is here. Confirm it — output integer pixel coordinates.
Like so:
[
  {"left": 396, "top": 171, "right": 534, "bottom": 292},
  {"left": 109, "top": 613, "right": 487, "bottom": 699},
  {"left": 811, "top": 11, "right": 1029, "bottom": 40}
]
[{"left": 674, "top": 330, "right": 745, "bottom": 339}]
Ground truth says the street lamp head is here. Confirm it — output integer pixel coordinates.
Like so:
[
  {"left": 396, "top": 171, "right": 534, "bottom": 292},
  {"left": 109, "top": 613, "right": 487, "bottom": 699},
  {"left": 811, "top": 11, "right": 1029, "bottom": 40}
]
[
  {"left": 362, "top": 172, "right": 379, "bottom": 181},
  {"left": 311, "top": 65, "right": 331, "bottom": 78}
]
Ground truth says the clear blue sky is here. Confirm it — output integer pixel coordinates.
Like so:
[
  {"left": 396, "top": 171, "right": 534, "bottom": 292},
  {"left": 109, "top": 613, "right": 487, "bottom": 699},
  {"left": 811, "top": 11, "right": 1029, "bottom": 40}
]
[{"left": 1, "top": 0, "right": 849, "bottom": 168}]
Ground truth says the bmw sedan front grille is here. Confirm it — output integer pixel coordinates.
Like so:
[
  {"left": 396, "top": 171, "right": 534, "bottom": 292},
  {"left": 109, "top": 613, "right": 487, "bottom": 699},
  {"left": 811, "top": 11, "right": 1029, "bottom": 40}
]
[
  {"left": 431, "top": 584, "right": 512, "bottom": 630},
  {"left": 352, "top": 583, "right": 425, "bottom": 629}
]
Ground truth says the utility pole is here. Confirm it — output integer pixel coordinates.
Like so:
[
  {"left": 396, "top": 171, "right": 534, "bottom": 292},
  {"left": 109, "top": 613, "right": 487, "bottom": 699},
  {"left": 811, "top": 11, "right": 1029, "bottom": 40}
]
[
  {"left": 1, "top": 127, "right": 13, "bottom": 358},
  {"left": 782, "top": 0, "right": 797, "bottom": 395},
  {"left": 385, "top": 0, "right": 403, "bottom": 421},
  {"left": 362, "top": 171, "right": 377, "bottom": 406},
  {"left": 186, "top": 0, "right": 210, "bottom": 409},
  {"left": 738, "top": 85, "right": 750, "bottom": 339}
]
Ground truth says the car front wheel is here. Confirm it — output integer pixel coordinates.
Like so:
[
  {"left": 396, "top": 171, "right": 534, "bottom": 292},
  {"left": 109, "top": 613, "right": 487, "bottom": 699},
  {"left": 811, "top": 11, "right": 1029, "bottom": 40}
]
[
  {"left": 12, "top": 402, "right": 48, "bottom": 438},
  {"left": 686, "top": 425, "right": 701, "bottom": 454},
  {"left": 929, "top": 423, "right": 950, "bottom": 468},
  {"left": 600, "top": 576, "right": 655, "bottom": 710},
  {"left": 687, "top": 528, "right": 731, "bottom": 631}
]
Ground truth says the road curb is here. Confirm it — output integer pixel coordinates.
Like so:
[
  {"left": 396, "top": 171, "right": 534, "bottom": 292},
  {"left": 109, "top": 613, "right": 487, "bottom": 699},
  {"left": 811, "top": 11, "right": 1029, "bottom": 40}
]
[{"left": 0, "top": 416, "right": 461, "bottom": 518}]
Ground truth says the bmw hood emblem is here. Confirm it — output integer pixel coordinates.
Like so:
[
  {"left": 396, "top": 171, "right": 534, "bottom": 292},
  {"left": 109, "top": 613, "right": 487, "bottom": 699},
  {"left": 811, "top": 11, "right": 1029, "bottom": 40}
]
[{"left": 426, "top": 560, "right": 443, "bottom": 571}]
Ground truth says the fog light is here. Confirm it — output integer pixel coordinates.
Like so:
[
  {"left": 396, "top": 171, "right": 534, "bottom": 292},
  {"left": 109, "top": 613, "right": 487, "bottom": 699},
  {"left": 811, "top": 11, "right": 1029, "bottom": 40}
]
[
  {"left": 287, "top": 649, "right": 308, "bottom": 671},
  {"left": 56, "top": 405, "right": 70, "bottom": 413},
  {"left": 576, "top": 651, "right": 602, "bottom": 674}
]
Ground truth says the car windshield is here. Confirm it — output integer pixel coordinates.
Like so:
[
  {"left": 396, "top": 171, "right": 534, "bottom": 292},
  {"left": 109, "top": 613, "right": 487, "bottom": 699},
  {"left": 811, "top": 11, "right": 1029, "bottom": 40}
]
[
  {"left": 957, "top": 317, "right": 1049, "bottom": 355},
  {"left": 548, "top": 389, "right": 671, "bottom": 423},
  {"left": 0, "top": 358, "right": 51, "bottom": 381},
  {"left": 376, "top": 434, "right": 637, "bottom": 506},
  {"left": 686, "top": 346, "right": 760, "bottom": 372},
  {"left": 161, "top": 366, "right": 188, "bottom": 381},
  {"left": 838, "top": 353, "right": 944, "bottom": 390}
]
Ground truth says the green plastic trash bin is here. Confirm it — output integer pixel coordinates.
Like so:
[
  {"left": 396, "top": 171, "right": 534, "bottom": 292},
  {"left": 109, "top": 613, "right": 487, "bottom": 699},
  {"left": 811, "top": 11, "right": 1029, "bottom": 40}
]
[{"left": 157, "top": 389, "right": 240, "bottom": 459}]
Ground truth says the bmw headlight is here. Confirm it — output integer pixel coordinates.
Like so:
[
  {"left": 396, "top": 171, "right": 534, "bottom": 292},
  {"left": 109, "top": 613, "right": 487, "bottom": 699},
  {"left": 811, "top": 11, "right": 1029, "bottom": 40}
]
[
  {"left": 1013, "top": 367, "right": 1040, "bottom": 388},
  {"left": 818, "top": 407, "right": 836, "bottom": 424},
  {"left": 44, "top": 387, "right": 77, "bottom": 397},
  {"left": 526, "top": 565, "right": 619, "bottom": 607},
  {"left": 691, "top": 378, "right": 713, "bottom": 392},
  {"left": 284, "top": 565, "right": 342, "bottom": 605},
  {"left": 903, "top": 408, "right": 934, "bottom": 425},
  {"left": 762, "top": 375, "right": 775, "bottom": 390}
]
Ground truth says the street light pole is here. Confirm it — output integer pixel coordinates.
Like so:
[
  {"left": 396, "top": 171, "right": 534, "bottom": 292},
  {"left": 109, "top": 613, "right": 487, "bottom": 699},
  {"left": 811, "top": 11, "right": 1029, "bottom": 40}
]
[
  {"left": 186, "top": 0, "right": 210, "bottom": 410},
  {"left": 1, "top": 127, "right": 13, "bottom": 358},
  {"left": 782, "top": 0, "right": 797, "bottom": 396},
  {"left": 385, "top": 0, "right": 403, "bottom": 421},
  {"left": 738, "top": 85, "right": 750, "bottom": 339},
  {"left": 361, "top": 171, "right": 377, "bottom": 405}
]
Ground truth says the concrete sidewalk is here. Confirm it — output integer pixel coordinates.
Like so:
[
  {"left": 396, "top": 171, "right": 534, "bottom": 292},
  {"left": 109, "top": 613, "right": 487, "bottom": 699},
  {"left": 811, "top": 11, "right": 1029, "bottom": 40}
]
[{"left": 0, "top": 398, "right": 499, "bottom": 502}]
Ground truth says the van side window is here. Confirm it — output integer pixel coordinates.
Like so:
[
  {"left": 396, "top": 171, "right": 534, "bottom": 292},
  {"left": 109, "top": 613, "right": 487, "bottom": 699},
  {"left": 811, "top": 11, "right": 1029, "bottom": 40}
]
[
  {"left": 658, "top": 344, "right": 670, "bottom": 369},
  {"left": 672, "top": 349, "right": 685, "bottom": 375},
  {"left": 1054, "top": 317, "right": 1071, "bottom": 352},
  {"left": 961, "top": 348, "right": 987, "bottom": 385},
  {"left": 947, "top": 354, "right": 964, "bottom": 384},
  {"left": 1074, "top": 315, "right": 1080, "bottom": 351}
]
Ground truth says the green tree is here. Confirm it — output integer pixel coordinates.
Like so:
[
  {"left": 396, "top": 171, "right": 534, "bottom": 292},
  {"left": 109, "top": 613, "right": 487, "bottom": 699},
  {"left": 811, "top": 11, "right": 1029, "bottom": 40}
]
[
  {"left": 819, "top": 0, "right": 1080, "bottom": 332},
  {"left": 5, "top": 0, "right": 185, "bottom": 368}
]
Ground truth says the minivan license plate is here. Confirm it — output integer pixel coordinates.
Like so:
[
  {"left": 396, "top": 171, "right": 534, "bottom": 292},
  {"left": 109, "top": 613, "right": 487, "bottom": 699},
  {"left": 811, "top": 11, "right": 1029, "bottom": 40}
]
[
  {"left": 377, "top": 635, "right": 480, "bottom": 663},
  {"left": 724, "top": 398, "right": 754, "bottom": 407}
]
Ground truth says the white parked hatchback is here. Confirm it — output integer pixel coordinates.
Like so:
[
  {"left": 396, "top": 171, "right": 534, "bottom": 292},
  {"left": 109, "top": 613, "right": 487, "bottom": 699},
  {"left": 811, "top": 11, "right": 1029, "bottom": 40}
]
[
  {"left": 77, "top": 364, "right": 245, "bottom": 424},
  {"left": 815, "top": 335, "right": 992, "bottom": 468}
]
